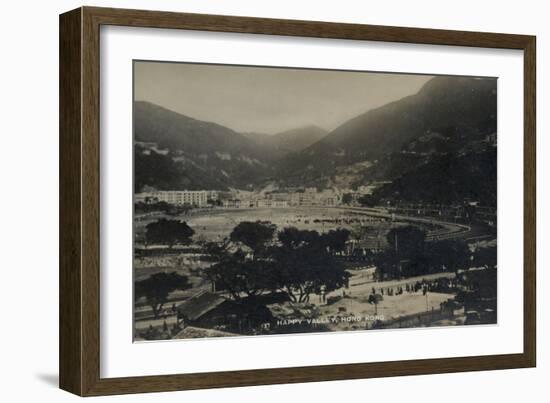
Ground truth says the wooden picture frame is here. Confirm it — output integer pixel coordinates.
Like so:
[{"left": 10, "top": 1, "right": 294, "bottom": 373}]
[{"left": 59, "top": 6, "right": 536, "bottom": 396}]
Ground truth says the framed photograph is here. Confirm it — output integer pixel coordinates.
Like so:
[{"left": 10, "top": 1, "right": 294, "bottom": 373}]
[{"left": 59, "top": 6, "right": 536, "bottom": 396}]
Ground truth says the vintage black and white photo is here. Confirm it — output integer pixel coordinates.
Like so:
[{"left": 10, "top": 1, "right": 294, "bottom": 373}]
[{"left": 133, "top": 61, "right": 497, "bottom": 341}]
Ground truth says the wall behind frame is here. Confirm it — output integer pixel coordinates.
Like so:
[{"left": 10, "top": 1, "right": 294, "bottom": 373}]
[{"left": 0, "top": 0, "right": 546, "bottom": 402}]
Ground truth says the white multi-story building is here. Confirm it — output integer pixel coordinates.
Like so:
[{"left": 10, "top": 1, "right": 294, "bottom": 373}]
[
  {"left": 206, "top": 190, "right": 219, "bottom": 201},
  {"left": 135, "top": 190, "right": 208, "bottom": 207},
  {"left": 318, "top": 189, "right": 341, "bottom": 206}
]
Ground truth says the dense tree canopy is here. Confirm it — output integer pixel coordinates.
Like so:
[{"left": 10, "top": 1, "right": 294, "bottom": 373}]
[
  {"left": 203, "top": 241, "right": 274, "bottom": 301},
  {"left": 342, "top": 193, "right": 353, "bottom": 205},
  {"left": 425, "top": 239, "right": 470, "bottom": 272},
  {"left": 270, "top": 228, "right": 350, "bottom": 302},
  {"left": 472, "top": 245, "right": 497, "bottom": 268},
  {"left": 375, "top": 225, "right": 470, "bottom": 279},
  {"left": 322, "top": 229, "right": 351, "bottom": 254},
  {"left": 135, "top": 201, "right": 192, "bottom": 216},
  {"left": 278, "top": 227, "right": 319, "bottom": 249},
  {"left": 229, "top": 221, "right": 276, "bottom": 255},
  {"left": 135, "top": 272, "right": 191, "bottom": 318},
  {"left": 358, "top": 194, "right": 378, "bottom": 207},
  {"left": 203, "top": 225, "right": 350, "bottom": 303},
  {"left": 145, "top": 218, "right": 195, "bottom": 247},
  {"left": 386, "top": 225, "right": 427, "bottom": 257}
]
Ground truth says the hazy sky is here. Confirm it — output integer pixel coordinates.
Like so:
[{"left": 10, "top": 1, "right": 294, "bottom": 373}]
[{"left": 134, "top": 61, "right": 433, "bottom": 135}]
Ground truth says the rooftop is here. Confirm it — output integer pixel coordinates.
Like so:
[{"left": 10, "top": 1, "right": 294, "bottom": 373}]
[
  {"left": 173, "top": 326, "right": 237, "bottom": 339},
  {"left": 176, "top": 291, "right": 228, "bottom": 321}
]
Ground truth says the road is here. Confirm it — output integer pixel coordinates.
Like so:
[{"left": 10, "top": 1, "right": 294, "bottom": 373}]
[
  {"left": 345, "top": 271, "right": 456, "bottom": 296},
  {"left": 336, "top": 206, "right": 472, "bottom": 241}
]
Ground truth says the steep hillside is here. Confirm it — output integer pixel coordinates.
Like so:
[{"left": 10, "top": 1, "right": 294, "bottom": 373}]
[
  {"left": 134, "top": 75, "right": 498, "bottom": 207},
  {"left": 134, "top": 101, "right": 273, "bottom": 191},
  {"left": 369, "top": 147, "right": 497, "bottom": 206},
  {"left": 274, "top": 76, "right": 497, "bottom": 186}
]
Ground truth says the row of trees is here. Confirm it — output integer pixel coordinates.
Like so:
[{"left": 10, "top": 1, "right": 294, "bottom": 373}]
[
  {"left": 204, "top": 222, "right": 351, "bottom": 303},
  {"left": 135, "top": 200, "right": 193, "bottom": 216},
  {"left": 136, "top": 220, "right": 351, "bottom": 316},
  {"left": 374, "top": 225, "right": 479, "bottom": 280},
  {"left": 136, "top": 219, "right": 196, "bottom": 318},
  {"left": 136, "top": 219, "right": 493, "bottom": 317}
]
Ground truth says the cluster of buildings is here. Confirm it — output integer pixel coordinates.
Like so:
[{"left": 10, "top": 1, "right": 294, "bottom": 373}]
[
  {"left": 134, "top": 183, "right": 389, "bottom": 210},
  {"left": 343, "top": 182, "right": 390, "bottom": 204},
  {"left": 135, "top": 190, "right": 218, "bottom": 207},
  {"left": 223, "top": 187, "right": 343, "bottom": 209}
]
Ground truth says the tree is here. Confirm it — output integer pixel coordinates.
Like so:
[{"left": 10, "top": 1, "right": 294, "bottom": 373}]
[
  {"left": 358, "top": 194, "right": 378, "bottom": 207},
  {"left": 375, "top": 229, "right": 470, "bottom": 279},
  {"left": 342, "top": 193, "right": 353, "bottom": 205},
  {"left": 145, "top": 218, "right": 195, "bottom": 247},
  {"left": 472, "top": 245, "right": 497, "bottom": 268},
  {"left": 373, "top": 226, "right": 427, "bottom": 280},
  {"left": 373, "top": 249, "right": 401, "bottom": 280},
  {"left": 202, "top": 241, "right": 273, "bottom": 301},
  {"left": 271, "top": 228, "right": 350, "bottom": 302},
  {"left": 135, "top": 272, "right": 191, "bottom": 318},
  {"left": 386, "top": 225, "right": 426, "bottom": 258},
  {"left": 230, "top": 221, "right": 276, "bottom": 255},
  {"left": 456, "top": 266, "right": 497, "bottom": 314},
  {"left": 351, "top": 225, "right": 369, "bottom": 242},
  {"left": 203, "top": 226, "right": 350, "bottom": 304},
  {"left": 278, "top": 227, "right": 350, "bottom": 254},
  {"left": 426, "top": 239, "right": 470, "bottom": 272},
  {"left": 134, "top": 200, "right": 171, "bottom": 214},
  {"left": 278, "top": 227, "right": 319, "bottom": 249},
  {"left": 321, "top": 229, "right": 350, "bottom": 254}
]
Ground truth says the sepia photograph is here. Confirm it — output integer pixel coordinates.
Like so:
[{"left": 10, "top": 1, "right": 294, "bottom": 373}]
[{"left": 132, "top": 61, "right": 497, "bottom": 341}]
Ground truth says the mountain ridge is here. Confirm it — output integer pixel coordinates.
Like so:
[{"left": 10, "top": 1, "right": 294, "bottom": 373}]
[
  {"left": 243, "top": 125, "right": 328, "bottom": 157},
  {"left": 134, "top": 75, "right": 497, "bottom": 207},
  {"left": 272, "top": 76, "right": 497, "bottom": 187},
  {"left": 134, "top": 101, "right": 274, "bottom": 191}
]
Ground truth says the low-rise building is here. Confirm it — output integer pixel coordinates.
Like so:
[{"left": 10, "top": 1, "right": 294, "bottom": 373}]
[
  {"left": 135, "top": 190, "right": 208, "bottom": 207},
  {"left": 176, "top": 291, "right": 273, "bottom": 334}
]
